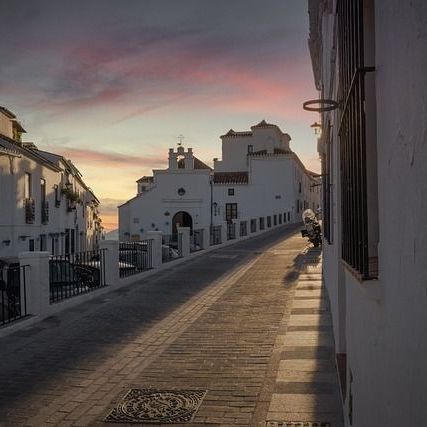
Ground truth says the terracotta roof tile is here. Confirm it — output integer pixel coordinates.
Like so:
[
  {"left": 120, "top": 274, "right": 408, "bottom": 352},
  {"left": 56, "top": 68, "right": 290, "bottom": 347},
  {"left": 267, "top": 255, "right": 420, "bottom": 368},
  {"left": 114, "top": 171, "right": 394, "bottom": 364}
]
[
  {"left": 213, "top": 172, "right": 249, "bottom": 184},
  {"left": 136, "top": 176, "right": 154, "bottom": 183}
]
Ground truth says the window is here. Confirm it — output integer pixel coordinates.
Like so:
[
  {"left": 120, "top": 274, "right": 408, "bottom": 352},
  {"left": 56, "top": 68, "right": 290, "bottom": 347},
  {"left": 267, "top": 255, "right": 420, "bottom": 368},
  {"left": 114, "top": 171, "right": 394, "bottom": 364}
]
[
  {"left": 298, "top": 182, "right": 301, "bottom": 193},
  {"left": 267, "top": 216, "right": 272, "bottom": 228},
  {"left": 24, "top": 173, "right": 32, "bottom": 199},
  {"left": 225, "top": 203, "right": 238, "bottom": 221},
  {"left": 337, "top": 0, "right": 378, "bottom": 279},
  {"left": 40, "top": 234, "right": 47, "bottom": 251},
  {"left": 283, "top": 212, "right": 287, "bottom": 223},
  {"left": 248, "top": 145, "right": 253, "bottom": 153},
  {"left": 65, "top": 229, "right": 70, "bottom": 255},
  {"left": 279, "top": 214, "right": 282, "bottom": 224},
  {"left": 70, "top": 229, "right": 75, "bottom": 254},
  {"left": 28, "top": 239, "right": 34, "bottom": 252},
  {"left": 322, "top": 122, "right": 333, "bottom": 243},
  {"left": 40, "top": 179, "right": 46, "bottom": 201},
  {"left": 273, "top": 215, "right": 277, "bottom": 226},
  {"left": 287, "top": 212, "right": 290, "bottom": 222},
  {"left": 228, "top": 188, "right": 234, "bottom": 196},
  {"left": 259, "top": 217, "right": 265, "bottom": 230},
  {"left": 54, "top": 184, "right": 61, "bottom": 207}
]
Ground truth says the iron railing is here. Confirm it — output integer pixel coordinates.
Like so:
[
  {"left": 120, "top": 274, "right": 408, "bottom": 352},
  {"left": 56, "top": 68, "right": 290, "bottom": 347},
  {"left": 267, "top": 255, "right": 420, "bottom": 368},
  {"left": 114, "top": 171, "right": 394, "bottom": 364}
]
[
  {"left": 210, "top": 225, "right": 222, "bottom": 246},
  {"left": 190, "top": 229, "right": 204, "bottom": 253},
  {"left": 162, "top": 234, "right": 182, "bottom": 263},
  {"left": 250, "top": 219, "right": 257, "bottom": 233},
  {"left": 41, "top": 201, "right": 49, "bottom": 224},
  {"left": 0, "top": 263, "right": 28, "bottom": 327},
  {"left": 227, "top": 222, "right": 236, "bottom": 240},
  {"left": 337, "top": 0, "right": 376, "bottom": 278},
  {"left": 240, "top": 220, "right": 247, "bottom": 237},
  {"left": 49, "top": 248, "right": 106, "bottom": 303},
  {"left": 25, "top": 198, "right": 35, "bottom": 224},
  {"left": 119, "top": 240, "right": 153, "bottom": 278}
]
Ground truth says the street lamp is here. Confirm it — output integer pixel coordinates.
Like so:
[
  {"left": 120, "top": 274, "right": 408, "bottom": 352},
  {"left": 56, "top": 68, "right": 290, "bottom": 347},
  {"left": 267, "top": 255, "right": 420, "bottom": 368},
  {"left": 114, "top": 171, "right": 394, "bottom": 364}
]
[{"left": 310, "top": 121, "right": 322, "bottom": 136}]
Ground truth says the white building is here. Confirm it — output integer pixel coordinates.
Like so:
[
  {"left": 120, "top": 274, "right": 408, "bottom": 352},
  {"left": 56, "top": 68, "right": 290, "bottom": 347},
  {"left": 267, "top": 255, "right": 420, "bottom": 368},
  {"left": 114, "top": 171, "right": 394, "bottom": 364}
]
[
  {"left": 308, "top": 1, "right": 427, "bottom": 426},
  {"left": 119, "top": 120, "right": 320, "bottom": 241},
  {"left": 0, "top": 107, "right": 102, "bottom": 259}
]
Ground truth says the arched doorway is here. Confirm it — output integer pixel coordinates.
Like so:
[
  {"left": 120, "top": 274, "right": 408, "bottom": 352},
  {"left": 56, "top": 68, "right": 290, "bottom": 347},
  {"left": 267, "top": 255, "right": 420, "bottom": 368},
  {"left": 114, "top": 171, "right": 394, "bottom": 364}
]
[{"left": 172, "top": 211, "right": 193, "bottom": 235}]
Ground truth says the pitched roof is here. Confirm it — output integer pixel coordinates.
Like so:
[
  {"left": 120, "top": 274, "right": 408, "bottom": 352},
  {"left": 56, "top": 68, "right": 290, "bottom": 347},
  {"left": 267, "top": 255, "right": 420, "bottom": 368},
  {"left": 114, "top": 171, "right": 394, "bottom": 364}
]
[
  {"left": 0, "top": 140, "right": 21, "bottom": 156},
  {"left": 177, "top": 156, "right": 212, "bottom": 170},
  {"left": 250, "top": 120, "right": 284, "bottom": 134},
  {"left": 0, "top": 106, "right": 16, "bottom": 119},
  {"left": 213, "top": 172, "right": 249, "bottom": 184},
  {"left": 136, "top": 176, "right": 154, "bottom": 183},
  {"left": 249, "top": 147, "right": 292, "bottom": 156},
  {"left": 220, "top": 129, "right": 253, "bottom": 138}
]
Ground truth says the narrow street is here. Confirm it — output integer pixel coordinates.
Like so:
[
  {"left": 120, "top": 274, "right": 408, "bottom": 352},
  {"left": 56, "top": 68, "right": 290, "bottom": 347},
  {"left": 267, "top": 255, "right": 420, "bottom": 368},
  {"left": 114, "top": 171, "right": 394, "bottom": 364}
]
[{"left": 0, "top": 226, "right": 342, "bottom": 426}]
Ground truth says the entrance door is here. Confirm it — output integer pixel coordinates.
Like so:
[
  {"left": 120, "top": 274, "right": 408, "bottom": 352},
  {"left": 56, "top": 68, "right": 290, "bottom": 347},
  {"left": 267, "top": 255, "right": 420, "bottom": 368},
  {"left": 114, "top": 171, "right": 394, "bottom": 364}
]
[{"left": 172, "top": 211, "right": 193, "bottom": 235}]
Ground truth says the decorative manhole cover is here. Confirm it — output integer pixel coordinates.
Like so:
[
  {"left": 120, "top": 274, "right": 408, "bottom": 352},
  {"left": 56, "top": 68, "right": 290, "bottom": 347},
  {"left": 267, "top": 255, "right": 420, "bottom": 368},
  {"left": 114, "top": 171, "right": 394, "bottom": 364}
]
[
  {"left": 266, "top": 422, "right": 330, "bottom": 427},
  {"left": 105, "top": 388, "right": 207, "bottom": 423}
]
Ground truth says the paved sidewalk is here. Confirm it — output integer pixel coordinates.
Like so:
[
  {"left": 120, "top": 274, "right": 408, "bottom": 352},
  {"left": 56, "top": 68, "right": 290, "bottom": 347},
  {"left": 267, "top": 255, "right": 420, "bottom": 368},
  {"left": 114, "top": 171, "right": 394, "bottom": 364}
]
[
  {"left": 263, "top": 248, "right": 343, "bottom": 427},
  {"left": 0, "top": 226, "right": 343, "bottom": 426}
]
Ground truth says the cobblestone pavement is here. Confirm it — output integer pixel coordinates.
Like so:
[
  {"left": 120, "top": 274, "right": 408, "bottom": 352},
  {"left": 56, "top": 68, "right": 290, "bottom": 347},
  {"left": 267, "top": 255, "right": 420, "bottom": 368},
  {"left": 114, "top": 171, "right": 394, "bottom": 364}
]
[{"left": 0, "top": 225, "right": 342, "bottom": 426}]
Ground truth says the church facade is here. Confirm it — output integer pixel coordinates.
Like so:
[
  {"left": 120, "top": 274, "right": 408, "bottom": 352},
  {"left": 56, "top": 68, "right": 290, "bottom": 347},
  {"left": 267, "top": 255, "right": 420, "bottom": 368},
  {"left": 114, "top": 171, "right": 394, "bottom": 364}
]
[{"left": 119, "top": 121, "right": 320, "bottom": 241}]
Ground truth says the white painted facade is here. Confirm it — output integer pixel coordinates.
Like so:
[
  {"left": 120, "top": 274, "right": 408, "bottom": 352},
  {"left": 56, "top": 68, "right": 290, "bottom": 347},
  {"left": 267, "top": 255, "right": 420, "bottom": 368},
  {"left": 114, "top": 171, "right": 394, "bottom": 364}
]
[
  {"left": 0, "top": 107, "right": 102, "bottom": 260},
  {"left": 308, "top": 1, "right": 427, "bottom": 425},
  {"left": 119, "top": 121, "right": 320, "bottom": 241}
]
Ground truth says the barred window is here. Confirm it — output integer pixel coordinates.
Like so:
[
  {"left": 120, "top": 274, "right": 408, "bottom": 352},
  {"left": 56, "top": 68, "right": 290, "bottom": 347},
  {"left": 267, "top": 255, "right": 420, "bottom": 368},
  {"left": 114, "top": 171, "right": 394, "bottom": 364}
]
[{"left": 337, "top": 0, "right": 378, "bottom": 279}]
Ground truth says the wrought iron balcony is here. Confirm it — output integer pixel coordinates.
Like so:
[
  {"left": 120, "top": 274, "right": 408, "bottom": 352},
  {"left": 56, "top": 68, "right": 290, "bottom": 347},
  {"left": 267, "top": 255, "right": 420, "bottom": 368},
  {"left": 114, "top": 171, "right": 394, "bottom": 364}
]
[
  {"left": 41, "top": 201, "right": 49, "bottom": 224},
  {"left": 24, "top": 198, "right": 35, "bottom": 224}
]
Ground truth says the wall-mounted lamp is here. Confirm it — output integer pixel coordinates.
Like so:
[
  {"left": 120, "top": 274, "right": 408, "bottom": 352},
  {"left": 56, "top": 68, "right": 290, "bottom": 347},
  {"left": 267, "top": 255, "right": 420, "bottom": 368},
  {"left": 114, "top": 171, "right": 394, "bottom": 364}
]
[{"left": 310, "top": 121, "right": 322, "bottom": 136}]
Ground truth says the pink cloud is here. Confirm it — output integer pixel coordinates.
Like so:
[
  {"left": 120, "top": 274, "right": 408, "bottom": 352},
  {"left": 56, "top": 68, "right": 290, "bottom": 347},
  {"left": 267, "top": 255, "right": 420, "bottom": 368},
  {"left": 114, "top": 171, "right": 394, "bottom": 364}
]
[{"left": 57, "top": 147, "right": 167, "bottom": 169}]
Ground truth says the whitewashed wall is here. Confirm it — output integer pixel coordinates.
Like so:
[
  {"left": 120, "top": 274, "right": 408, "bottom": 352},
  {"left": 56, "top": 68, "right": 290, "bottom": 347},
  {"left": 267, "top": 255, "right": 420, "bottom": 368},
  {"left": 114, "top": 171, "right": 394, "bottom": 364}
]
[
  {"left": 312, "top": 0, "right": 427, "bottom": 425},
  {"left": 0, "top": 150, "right": 100, "bottom": 258}
]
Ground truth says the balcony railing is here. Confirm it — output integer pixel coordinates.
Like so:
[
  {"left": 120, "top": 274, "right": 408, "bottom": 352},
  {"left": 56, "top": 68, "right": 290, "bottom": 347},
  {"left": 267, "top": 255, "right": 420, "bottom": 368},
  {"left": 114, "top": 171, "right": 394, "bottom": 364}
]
[
  {"left": 49, "top": 249, "right": 106, "bottom": 303},
  {"left": 210, "top": 225, "right": 222, "bottom": 246},
  {"left": 24, "top": 198, "right": 35, "bottom": 224},
  {"left": 240, "top": 220, "right": 248, "bottom": 237},
  {"left": 41, "top": 201, "right": 49, "bottom": 224},
  {"left": 119, "top": 240, "right": 153, "bottom": 278},
  {"left": 162, "top": 234, "right": 182, "bottom": 263},
  {"left": 0, "top": 263, "right": 28, "bottom": 326},
  {"left": 190, "top": 229, "right": 204, "bottom": 253},
  {"left": 227, "top": 223, "right": 236, "bottom": 240}
]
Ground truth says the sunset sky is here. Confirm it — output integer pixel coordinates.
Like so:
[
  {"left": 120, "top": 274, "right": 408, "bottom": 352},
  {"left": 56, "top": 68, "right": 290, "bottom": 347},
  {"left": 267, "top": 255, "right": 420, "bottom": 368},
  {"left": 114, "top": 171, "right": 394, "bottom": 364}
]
[{"left": 0, "top": 0, "right": 319, "bottom": 231}]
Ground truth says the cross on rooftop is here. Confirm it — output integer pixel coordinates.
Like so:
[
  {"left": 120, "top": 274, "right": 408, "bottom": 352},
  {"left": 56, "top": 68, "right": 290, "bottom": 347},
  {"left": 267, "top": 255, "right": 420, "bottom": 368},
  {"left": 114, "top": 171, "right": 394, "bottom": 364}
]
[{"left": 177, "top": 134, "right": 185, "bottom": 146}]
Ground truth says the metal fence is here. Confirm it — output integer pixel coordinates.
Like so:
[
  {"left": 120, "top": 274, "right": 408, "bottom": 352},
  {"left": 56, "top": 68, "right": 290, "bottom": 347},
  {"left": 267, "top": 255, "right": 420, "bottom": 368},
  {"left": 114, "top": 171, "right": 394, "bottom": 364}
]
[
  {"left": 210, "top": 225, "right": 222, "bottom": 246},
  {"left": 190, "top": 229, "right": 204, "bottom": 253},
  {"left": 49, "top": 248, "right": 106, "bottom": 303},
  {"left": 240, "top": 220, "right": 248, "bottom": 237},
  {"left": 162, "top": 234, "right": 182, "bottom": 263},
  {"left": 119, "top": 240, "right": 153, "bottom": 278},
  {"left": 0, "top": 263, "right": 28, "bottom": 327},
  {"left": 227, "top": 222, "right": 236, "bottom": 240}
]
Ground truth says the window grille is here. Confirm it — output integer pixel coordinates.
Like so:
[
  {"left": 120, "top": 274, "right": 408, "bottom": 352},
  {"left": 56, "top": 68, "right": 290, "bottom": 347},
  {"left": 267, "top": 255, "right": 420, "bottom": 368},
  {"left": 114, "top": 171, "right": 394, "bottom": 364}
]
[{"left": 337, "top": 0, "right": 376, "bottom": 279}]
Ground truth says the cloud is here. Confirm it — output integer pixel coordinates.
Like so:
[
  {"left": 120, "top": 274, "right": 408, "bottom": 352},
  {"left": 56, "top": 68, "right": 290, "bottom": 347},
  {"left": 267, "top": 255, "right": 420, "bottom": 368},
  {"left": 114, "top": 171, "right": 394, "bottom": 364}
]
[{"left": 57, "top": 147, "right": 167, "bottom": 168}]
